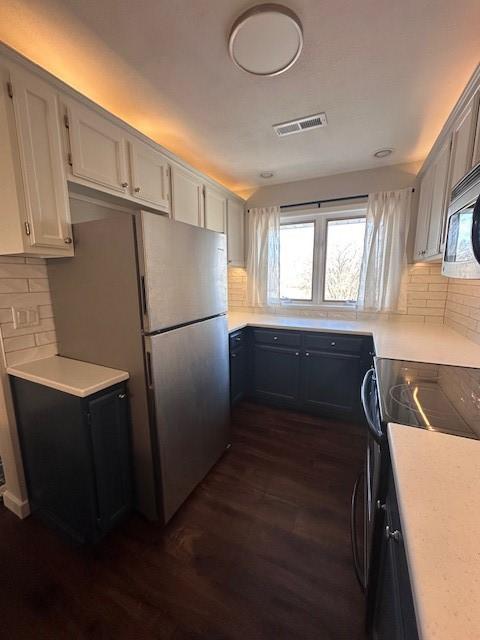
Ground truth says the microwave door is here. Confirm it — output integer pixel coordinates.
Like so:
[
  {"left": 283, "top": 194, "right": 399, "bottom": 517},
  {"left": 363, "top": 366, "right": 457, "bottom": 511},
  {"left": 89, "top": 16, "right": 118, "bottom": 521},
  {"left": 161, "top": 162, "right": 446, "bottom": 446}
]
[{"left": 442, "top": 198, "right": 480, "bottom": 279}]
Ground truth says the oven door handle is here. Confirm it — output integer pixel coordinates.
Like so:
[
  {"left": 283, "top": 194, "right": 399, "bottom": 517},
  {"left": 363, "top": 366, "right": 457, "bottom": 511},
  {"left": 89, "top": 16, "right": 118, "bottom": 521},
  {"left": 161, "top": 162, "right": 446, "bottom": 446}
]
[
  {"left": 471, "top": 193, "right": 480, "bottom": 265},
  {"left": 361, "top": 368, "right": 383, "bottom": 443},
  {"left": 350, "top": 469, "right": 366, "bottom": 592}
]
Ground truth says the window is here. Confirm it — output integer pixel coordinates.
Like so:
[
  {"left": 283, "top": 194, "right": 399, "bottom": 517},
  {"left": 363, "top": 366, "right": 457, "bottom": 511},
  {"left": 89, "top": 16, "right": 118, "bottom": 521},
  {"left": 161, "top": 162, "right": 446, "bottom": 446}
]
[
  {"left": 279, "top": 207, "right": 366, "bottom": 305},
  {"left": 280, "top": 222, "right": 314, "bottom": 300}
]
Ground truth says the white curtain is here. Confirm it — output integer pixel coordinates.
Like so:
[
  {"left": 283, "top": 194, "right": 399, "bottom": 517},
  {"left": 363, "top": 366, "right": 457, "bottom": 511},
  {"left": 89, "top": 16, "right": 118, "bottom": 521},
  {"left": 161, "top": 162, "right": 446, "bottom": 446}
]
[
  {"left": 357, "top": 188, "right": 412, "bottom": 313},
  {"left": 246, "top": 206, "right": 280, "bottom": 307}
]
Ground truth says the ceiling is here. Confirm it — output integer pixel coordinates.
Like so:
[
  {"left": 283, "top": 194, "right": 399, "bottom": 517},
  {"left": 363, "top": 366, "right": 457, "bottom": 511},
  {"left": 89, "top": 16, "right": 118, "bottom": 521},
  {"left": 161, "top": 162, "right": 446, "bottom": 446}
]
[{"left": 0, "top": 1, "right": 479, "bottom": 196}]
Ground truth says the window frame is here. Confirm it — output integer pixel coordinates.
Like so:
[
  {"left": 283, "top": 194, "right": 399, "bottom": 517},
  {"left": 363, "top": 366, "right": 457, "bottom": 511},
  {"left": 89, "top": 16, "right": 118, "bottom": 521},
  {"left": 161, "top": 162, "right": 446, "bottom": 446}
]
[{"left": 280, "top": 203, "right": 367, "bottom": 307}]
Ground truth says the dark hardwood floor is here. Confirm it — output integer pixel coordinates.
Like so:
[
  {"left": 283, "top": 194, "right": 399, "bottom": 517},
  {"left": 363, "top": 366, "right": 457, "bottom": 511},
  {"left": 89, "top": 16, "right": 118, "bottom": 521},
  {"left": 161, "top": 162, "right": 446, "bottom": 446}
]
[{"left": 0, "top": 402, "right": 367, "bottom": 640}]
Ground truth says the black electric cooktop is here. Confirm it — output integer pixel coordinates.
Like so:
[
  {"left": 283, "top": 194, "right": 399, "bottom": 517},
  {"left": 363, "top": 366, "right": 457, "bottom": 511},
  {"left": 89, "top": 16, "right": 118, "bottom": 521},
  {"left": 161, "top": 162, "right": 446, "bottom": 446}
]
[{"left": 375, "top": 358, "right": 480, "bottom": 440}]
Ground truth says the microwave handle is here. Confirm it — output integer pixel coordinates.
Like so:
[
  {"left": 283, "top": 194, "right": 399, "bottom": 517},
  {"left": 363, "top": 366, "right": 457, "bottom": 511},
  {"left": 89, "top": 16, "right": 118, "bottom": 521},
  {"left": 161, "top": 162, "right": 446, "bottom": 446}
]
[{"left": 471, "top": 193, "right": 480, "bottom": 264}]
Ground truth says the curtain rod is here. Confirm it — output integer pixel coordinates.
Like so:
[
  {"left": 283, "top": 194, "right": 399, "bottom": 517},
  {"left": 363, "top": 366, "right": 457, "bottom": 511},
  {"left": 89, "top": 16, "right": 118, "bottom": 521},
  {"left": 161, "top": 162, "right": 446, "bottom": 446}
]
[{"left": 279, "top": 187, "right": 415, "bottom": 210}]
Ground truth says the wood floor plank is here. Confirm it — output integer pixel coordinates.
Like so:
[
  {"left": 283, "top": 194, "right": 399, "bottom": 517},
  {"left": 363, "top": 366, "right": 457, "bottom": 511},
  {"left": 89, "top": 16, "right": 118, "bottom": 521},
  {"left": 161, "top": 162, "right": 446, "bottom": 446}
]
[{"left": 0, "top": 401, "right": 367, "bottom": 639}]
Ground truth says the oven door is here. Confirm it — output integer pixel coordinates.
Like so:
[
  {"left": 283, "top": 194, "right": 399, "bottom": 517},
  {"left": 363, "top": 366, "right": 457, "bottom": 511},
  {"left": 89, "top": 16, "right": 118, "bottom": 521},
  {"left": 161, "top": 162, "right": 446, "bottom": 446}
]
[{"left": 351, "top": 368, "right": 384, "bottom": 592}]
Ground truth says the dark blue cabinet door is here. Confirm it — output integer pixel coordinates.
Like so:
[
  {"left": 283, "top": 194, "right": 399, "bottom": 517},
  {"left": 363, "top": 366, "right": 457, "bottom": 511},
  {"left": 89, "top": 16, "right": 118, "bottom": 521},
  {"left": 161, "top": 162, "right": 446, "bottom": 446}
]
[
  {"left": 88, "top": 388, "right": 132, "bottom": 534},
  {"left": 301, "top": 349, "right": 361, "bottom": 414},
  {"left": 230, "top": 345, "right": 247, "bottom": 406},
  {"left": 252, "top": 344, "right": 301, "bottom": 405}
]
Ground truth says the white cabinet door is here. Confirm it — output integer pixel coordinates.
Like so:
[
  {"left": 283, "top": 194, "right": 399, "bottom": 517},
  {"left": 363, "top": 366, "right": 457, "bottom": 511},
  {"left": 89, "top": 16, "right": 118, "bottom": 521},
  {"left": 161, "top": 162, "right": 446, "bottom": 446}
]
[
  {"left": 171, "top": 165, "right": 204, "bottom": 227},
  {"left": 227, "top": 198, "right": 245, "bottom": 266},
  {"left": 414, "top": 164, "right": 435, "bottom": 260},
  {"left": 426, "top": 136, "right": 452, "bottom": 257},
  {"left": 205, "top": 187, "right": 227, "bottom": 233},
  {"left": 67, "top": 99, "right": 129, "bottom": 193},
  {"left": 11, "top": 66, "right": 73, "bottom": 253},
  {"left": 129, "top": 139, "right": 170, "bottom": 212},
  {"left": 449, "top": 91, "right": 480, "bottom": 189}
]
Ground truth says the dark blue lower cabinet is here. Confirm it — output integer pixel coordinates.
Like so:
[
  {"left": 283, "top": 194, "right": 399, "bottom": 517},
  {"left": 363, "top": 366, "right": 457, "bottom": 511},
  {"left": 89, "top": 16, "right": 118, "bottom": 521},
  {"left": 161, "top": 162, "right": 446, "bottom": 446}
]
[
  {"left": 301, "top": 349, "right": 361, "bottom": 415},
  {"left": 370, "top": 469, "right": 418, "bottom": 639},
  {"left": 11, "top": 378, "right": 132, "bottom": 544},
  {"left": 252, "top": 344, "right": 301, "bottom": 407},
  {"left": 230, "top": 344, "right": 248, "bottom": 406}
]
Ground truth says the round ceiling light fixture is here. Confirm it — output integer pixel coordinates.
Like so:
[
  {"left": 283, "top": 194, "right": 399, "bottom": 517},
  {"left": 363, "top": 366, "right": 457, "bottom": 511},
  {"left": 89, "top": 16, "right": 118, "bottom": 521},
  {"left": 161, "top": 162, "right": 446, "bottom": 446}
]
[
  {"left": 260, "top": 171, "right": 274, "bottom": 178},
  {"left": 229, "top": 4, "right": 303, "bottom": 77},
  {"left": 374, "top": 148, "right": 394, "bottom": 159}
]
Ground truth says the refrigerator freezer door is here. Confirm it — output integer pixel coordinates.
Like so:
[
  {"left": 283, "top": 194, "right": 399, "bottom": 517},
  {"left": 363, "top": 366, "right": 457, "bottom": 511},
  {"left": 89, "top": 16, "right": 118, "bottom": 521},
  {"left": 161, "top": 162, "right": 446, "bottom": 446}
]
[
  {"left": 146, "top": 314, "right": 230, "bottom": 522},
  {"left": 138, "top": 212, "right": 227, "bottom": 333}
]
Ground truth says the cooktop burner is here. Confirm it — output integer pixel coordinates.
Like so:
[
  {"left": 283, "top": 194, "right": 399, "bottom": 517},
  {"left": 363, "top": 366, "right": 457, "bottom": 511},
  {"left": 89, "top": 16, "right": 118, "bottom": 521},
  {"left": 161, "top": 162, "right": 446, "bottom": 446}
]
[{"left": 375, "top": 358, "right": 480, "bottom": 439}]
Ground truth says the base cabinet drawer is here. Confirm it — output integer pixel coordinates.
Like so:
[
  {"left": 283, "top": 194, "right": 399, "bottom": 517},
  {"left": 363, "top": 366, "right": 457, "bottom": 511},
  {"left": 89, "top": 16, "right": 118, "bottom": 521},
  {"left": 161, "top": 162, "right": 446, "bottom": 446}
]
[
  {"left": 252, "top": 344, "right": 301, "bottom": 406},
  {"left": 253, "top": 328, "right": 301, "bottom": 348},
  {"left": 11, "top": 377, "right": 132, "bottom": 544}
]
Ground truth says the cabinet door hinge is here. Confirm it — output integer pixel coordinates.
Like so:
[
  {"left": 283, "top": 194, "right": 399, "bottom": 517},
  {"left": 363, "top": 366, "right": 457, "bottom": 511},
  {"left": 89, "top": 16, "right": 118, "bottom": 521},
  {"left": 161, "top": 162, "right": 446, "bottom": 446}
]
[
  {"left": 67, "top": 152, "right": 73, "bottom": 167},
  {"left": 24, "top": 221, "right": 31, "bottom": 236},
  {"left": 6, "top": 81, "right": 13, "bottom": 99},
  {"left": 63, "top": 113, "right": 69, "bottom": 129}
]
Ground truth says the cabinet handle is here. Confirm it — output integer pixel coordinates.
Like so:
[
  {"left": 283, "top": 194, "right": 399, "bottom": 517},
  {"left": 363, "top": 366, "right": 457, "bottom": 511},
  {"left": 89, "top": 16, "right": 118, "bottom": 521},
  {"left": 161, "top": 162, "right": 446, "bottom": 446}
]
[
  {"left": 134, "top": 187, "right": 141, "bottom": 193},
  {"left": 64, "top": 237, "right": 73, "bottom": 244},
  {"left": 385, "top": 525, "right": 401, "bottom": 543},
  {"left": 118, "top": 393, "right": 127, "bottom": 399},
  {"left": 121, "top": 182, "right": 128, "bottom": 188}
]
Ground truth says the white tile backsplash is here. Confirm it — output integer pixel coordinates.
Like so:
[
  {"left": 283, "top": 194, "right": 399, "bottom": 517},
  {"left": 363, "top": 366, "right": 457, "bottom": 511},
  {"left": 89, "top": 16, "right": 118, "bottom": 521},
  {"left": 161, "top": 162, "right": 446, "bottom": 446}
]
[{"left": 0, "top": 257, "right": 58, "bottom": 367}]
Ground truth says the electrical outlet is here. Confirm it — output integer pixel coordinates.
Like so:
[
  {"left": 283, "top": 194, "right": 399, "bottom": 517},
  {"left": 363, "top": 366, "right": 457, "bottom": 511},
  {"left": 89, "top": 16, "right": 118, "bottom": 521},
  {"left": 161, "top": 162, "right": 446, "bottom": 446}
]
[{"left": 11, "top": 306, "right": 39, "bottom": 329}]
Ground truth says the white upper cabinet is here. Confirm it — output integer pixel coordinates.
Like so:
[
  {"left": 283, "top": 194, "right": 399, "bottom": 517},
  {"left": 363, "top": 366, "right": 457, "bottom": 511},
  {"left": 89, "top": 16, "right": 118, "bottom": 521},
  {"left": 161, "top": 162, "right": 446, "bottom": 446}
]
[
  {"left": 66, "top": 99, "right": 129, "bottom": 194},
  {"left": 171, "top": 165, "right": 205, "bottom": 227},
  {"left": 414, "top": 136, "right": 453, "bottom": 261},
  {"left": 128, "top": 139, "right": 170, "bottom": 212},
  {"left": 7, "top": 65, "right": 73, "bottom": 255},
  {"left": 204, "top": 186, "right": 227, "bottom": 233},
  {"left": 449, "top": 90, "right": 479, "bottom": 190},
  {"left": 226, "top": 199, "right": 245, "bottom": 266},
  {"left": 414, "top": 164, "right": 435, "bottom": 260}
]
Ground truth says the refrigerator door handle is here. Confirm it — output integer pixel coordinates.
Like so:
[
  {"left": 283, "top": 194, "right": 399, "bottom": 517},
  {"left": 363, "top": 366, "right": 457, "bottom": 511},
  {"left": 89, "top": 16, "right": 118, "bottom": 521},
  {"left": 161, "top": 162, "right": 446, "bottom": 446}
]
[
  {"left": 140, "top": 275, "right": 148, "bottom": 316},
  {"left": 145, "top": 351, "right": 153, "bottom": 388}
]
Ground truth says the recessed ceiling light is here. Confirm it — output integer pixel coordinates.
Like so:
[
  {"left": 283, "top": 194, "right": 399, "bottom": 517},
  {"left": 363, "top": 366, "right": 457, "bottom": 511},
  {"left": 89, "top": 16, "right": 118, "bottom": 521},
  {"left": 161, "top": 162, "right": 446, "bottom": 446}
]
[
  {"left": 229, "top": 4, "right": 303, "bottom": 77},
  {"left": 260, "top": 171, "right": 274, "bottom": 179},
  {"left": 374, "top": 148, "right": 394, "bottom": 159}
]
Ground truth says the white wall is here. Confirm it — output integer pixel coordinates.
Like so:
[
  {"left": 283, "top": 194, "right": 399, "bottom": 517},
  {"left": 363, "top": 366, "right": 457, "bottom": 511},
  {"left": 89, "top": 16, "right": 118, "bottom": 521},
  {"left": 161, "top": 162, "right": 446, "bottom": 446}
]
[{"left": 243, "top": 161, "right": 421, "bottom": 208}]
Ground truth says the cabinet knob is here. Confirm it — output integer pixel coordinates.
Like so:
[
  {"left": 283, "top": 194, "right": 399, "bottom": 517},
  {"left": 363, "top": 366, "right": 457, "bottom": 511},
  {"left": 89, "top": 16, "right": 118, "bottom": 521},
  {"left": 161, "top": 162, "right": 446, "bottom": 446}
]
[
  {"left": 305, "top": 352, "right": 310, "bottom": 357},
  {"left": 385, "top": 525, "right": 401, "bottom": 543},
  {"left": 236, "top": 337, "right": 241, "bottom": 342},
  {"left": 273, "top": 336, "right": 278, "bottom": 341},
  {"left": 121, "top": 182, "right": 128, "bottom": 188},
  {"left": 64, "top": 237, "right": 73, "bottom": 244},
  {"left": 330, "top": 341, "right": 336, "bottom": 346},
  {"left": 118, "top": 393, "right": 127, "bottom": 399},
  {"left": 376, "top": 500, "right": 386, "bottom": 511},
  {"left": 134, "top": 187, "right": 141, "bottom": 193},
  {"left": 231, "top": 353, "right": 237, "bottom": 359},
  {"left": 295, "top": 352, "right": 300, "bottom": 356}
]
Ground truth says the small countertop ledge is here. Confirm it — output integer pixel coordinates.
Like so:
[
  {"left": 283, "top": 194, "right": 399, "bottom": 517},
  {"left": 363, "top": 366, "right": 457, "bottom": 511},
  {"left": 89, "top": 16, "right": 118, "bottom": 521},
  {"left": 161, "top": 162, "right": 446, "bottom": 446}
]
[
  {"left": 388, "top": 423, "right": 480, "bottom": 640},
  {"left": 7, "top": 356, "right": 129, "bottom": 398}
]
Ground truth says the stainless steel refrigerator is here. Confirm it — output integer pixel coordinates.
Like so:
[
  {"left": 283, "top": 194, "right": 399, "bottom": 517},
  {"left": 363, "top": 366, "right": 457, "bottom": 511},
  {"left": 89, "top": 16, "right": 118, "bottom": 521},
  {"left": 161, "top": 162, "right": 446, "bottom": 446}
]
[{"left": 48, "top": 198, "right": 230, "bottom": 523}]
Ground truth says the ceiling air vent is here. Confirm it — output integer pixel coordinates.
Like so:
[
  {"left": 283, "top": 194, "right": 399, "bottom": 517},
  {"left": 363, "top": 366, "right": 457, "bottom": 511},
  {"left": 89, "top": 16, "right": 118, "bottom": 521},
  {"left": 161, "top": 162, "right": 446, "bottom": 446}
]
[{"left": 273, "top": 112, "right": 327, "bottom": 137}]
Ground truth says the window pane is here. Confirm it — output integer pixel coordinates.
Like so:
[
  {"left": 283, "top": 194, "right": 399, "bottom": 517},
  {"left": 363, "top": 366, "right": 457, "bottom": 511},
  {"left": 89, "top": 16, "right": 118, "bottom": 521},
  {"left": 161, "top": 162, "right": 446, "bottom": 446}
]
[
  {"left": 280, "top": 222, "right": 314, "bottom": 300},
  {"left": 324, "top": 218, "right": 366, "bottom": 302}
]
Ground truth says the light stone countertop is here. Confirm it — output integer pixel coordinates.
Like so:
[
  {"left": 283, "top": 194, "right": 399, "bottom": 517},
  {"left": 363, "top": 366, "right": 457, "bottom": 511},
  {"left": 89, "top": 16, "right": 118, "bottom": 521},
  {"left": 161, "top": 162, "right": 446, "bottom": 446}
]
[
  {"left": 227, "top": 311, "right": 480, "bottom": 368},
  {"left": 388, "top": 423, "right": 480, "bottom": 640},
  {"left": 7, "top": 355, "right": 129, "bottom": 397}
]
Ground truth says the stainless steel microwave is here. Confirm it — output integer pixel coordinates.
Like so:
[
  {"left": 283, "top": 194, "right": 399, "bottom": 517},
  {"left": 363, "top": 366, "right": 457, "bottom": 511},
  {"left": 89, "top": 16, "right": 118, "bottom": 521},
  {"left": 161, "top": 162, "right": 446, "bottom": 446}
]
[{"left": 442, "top": 164, "right": 480, "bottom": 279}]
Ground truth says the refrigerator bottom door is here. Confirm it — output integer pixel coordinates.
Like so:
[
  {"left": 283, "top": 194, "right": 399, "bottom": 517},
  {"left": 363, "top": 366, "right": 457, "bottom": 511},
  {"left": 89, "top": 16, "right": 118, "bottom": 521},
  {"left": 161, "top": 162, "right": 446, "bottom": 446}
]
[{"left": 147, "top": 314, "right": 230, "bottom": 523}]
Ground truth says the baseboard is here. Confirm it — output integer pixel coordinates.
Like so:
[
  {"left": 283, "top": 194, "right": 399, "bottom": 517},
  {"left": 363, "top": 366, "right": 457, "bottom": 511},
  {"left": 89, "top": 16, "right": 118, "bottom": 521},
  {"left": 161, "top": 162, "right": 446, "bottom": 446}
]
[{"left": 2, "top": 490, "right": 30, "bottom": 519}]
